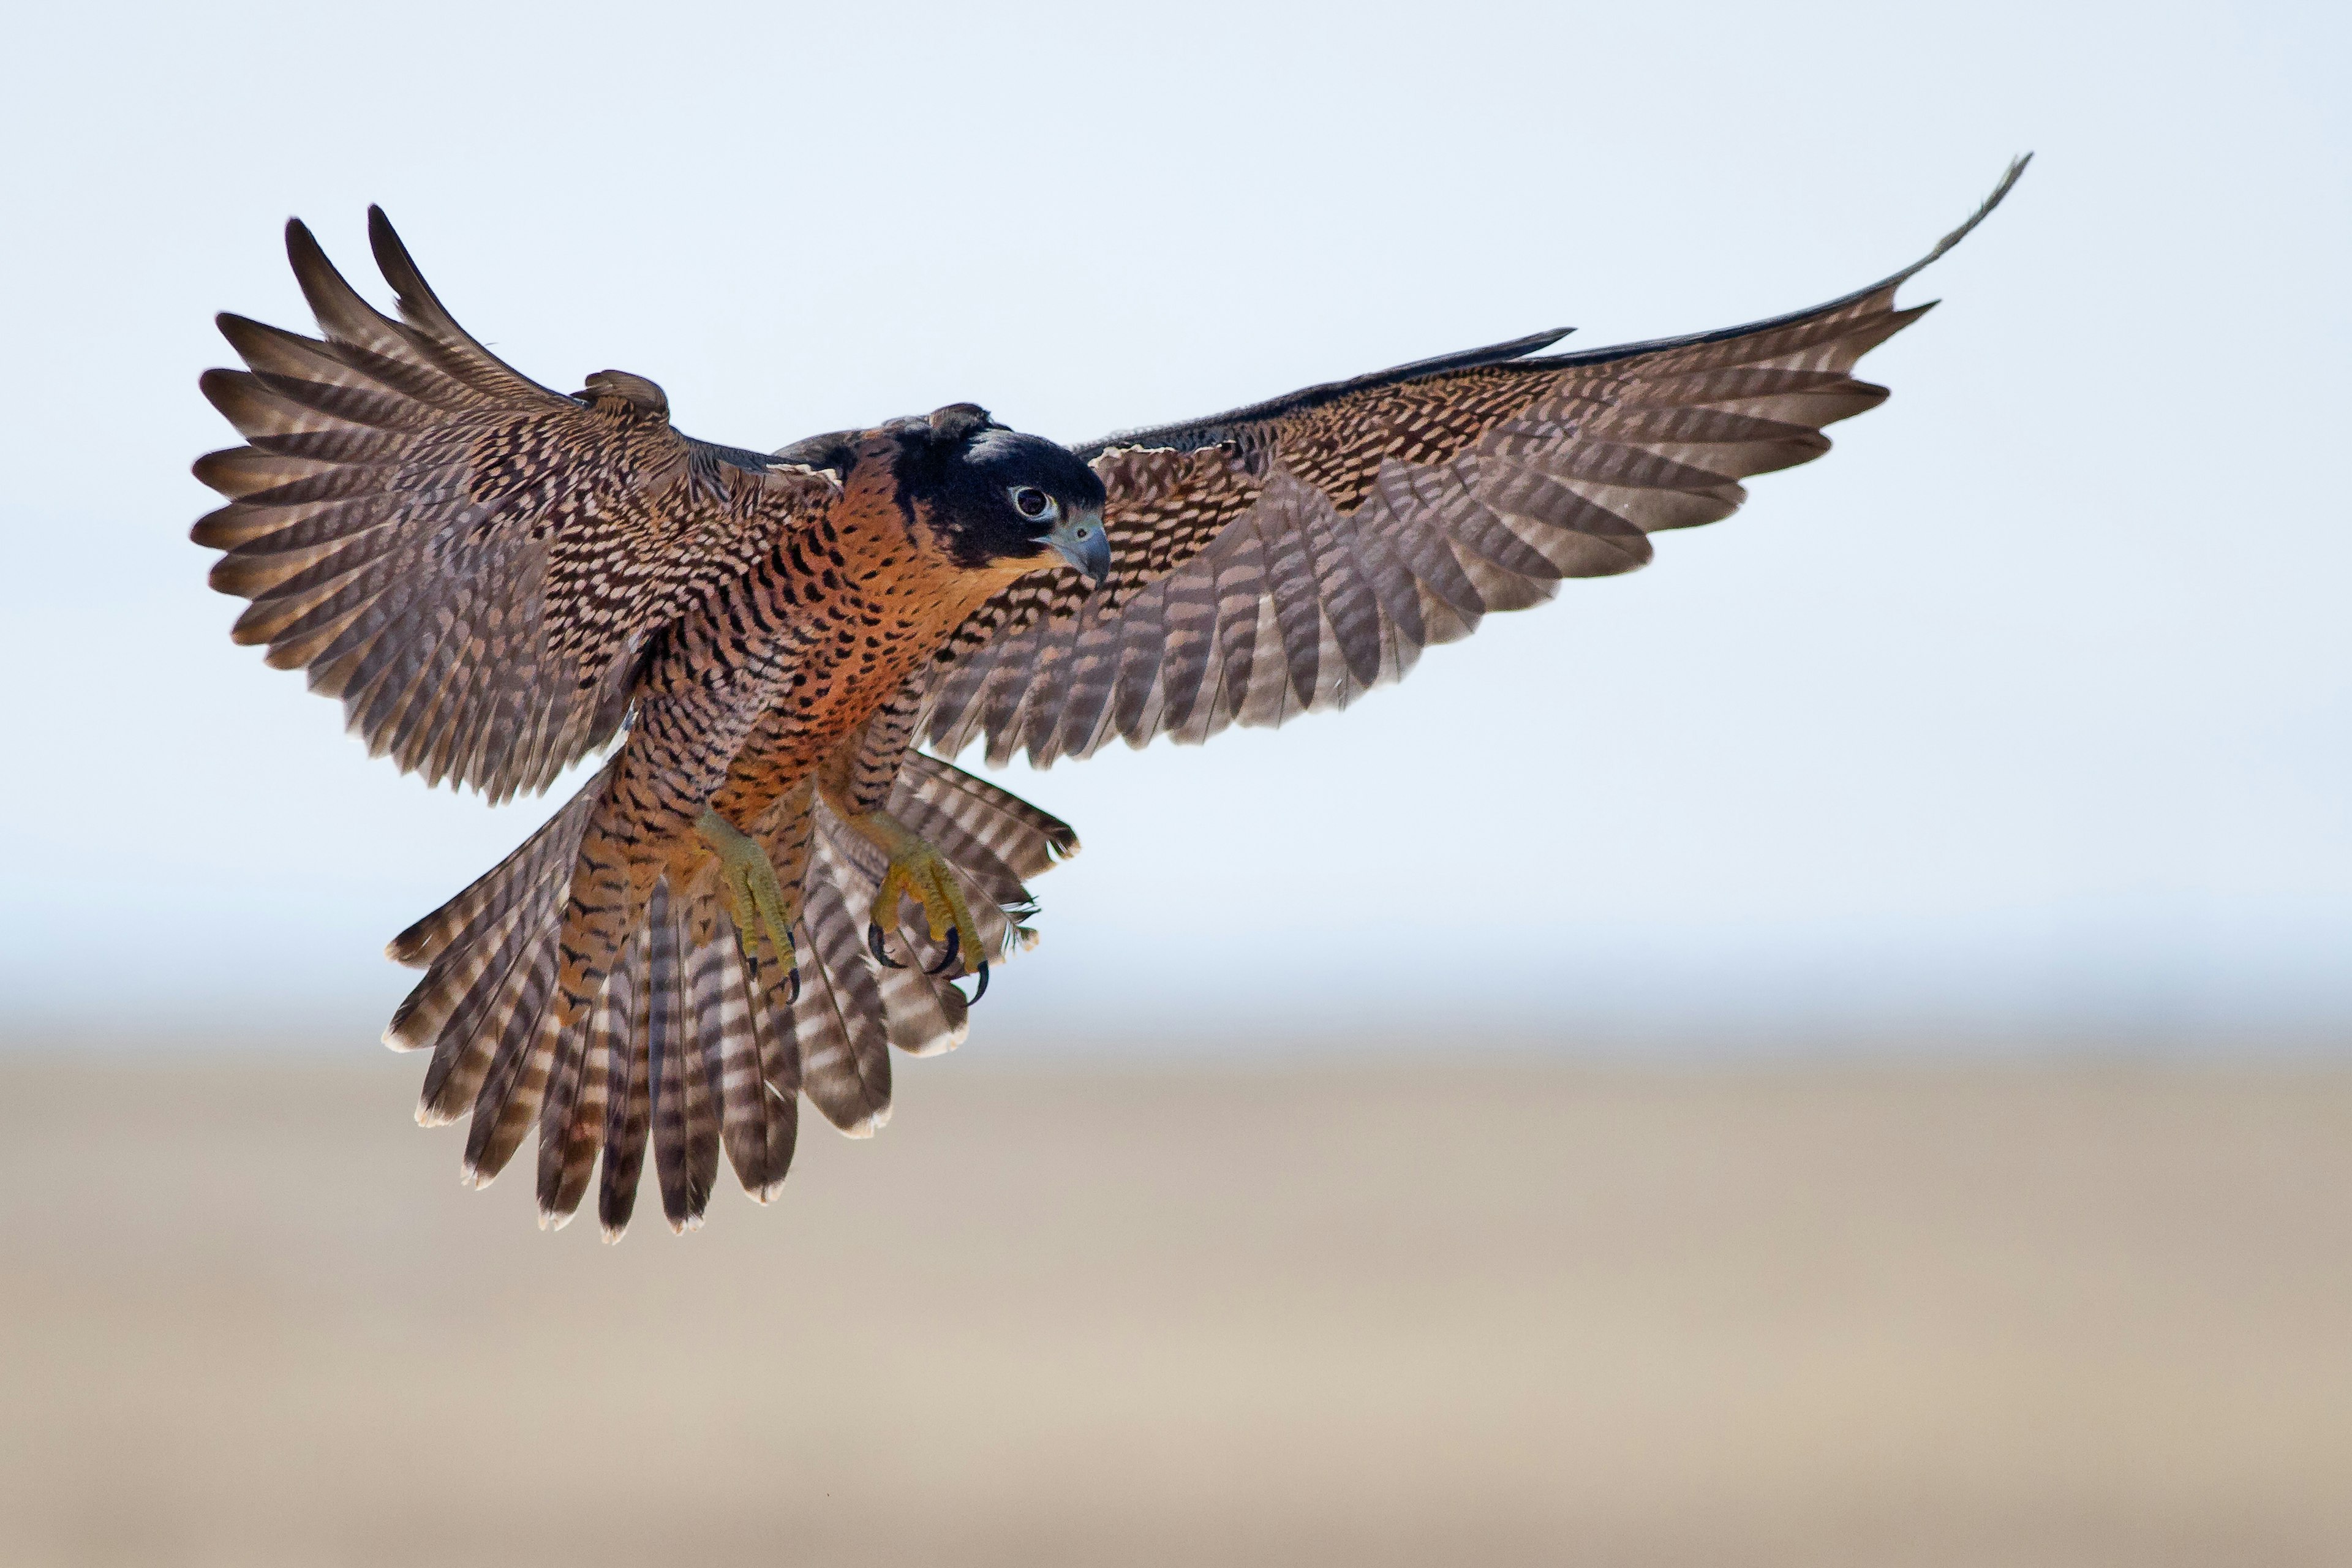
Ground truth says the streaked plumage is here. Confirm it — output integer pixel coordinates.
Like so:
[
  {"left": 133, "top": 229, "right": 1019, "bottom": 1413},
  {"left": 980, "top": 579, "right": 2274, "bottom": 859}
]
[{"left": 192, "top": 159, "right": 2026, "bottom": 1236}]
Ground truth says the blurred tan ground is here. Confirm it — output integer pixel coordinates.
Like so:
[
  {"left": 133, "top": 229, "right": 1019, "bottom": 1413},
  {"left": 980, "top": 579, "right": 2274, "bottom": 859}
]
[{"left": 2, "top": 1051, "right": 2348, "bottom": 1567}]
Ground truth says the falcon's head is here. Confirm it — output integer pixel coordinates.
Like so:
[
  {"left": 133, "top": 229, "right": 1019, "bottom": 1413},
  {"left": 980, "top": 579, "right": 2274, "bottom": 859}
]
[{"left": 890, "top": 405, "right": 1111, "bottom": 586}]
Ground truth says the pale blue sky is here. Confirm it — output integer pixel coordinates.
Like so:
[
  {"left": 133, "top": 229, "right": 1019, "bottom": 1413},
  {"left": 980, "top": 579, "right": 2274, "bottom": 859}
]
[{"left": 1, "top": 0, "right": 2345, "bottom": 1050}]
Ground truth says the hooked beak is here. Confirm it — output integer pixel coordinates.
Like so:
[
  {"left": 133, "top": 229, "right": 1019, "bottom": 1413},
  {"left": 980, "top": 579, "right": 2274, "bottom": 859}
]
[{"left": 1044, "top": 508, "right": 1111, "bottom": 589}]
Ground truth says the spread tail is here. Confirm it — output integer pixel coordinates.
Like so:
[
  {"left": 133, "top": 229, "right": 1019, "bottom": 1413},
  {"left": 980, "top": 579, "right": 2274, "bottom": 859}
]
[{"left": 383, "top": 752, "right": 1077, "bottom": 1238}]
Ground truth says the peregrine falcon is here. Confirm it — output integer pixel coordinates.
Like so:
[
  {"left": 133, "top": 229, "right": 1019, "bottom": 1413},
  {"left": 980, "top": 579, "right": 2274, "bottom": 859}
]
[{"left": 192, "top": 159, "right": 2027, "bottom": 1236}]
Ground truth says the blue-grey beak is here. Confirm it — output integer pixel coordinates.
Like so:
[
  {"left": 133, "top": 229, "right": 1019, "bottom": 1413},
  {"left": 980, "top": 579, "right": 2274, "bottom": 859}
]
[{"left": 1045, "top": 508, "right": 1111, "bottom": 588}]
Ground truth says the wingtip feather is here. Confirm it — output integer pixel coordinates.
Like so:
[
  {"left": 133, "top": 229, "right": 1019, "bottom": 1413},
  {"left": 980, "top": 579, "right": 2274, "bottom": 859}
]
[
  {"left": 367, "top": 203, "right": 453, "bottom": 333},
  {"left": 195, "top": 366, "right": 250, "bottom": 422},
  {"left": 366, "top": 205, "right": 407, "bottom": 280},
  {"left": 282, "top": 216, "right": 325, "bottom": 274},
  {"left": 1894, "top": 155, "right": 2032, "bottom": 285}
]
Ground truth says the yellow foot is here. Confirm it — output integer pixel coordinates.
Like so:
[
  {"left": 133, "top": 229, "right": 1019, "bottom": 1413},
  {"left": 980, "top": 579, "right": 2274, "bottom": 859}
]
[
  {"left": 696, "top": 807, "right": 801, "bottom": 1000},
  {"left": 857, "top": 812, "right": 989, "bottom": 1000}
]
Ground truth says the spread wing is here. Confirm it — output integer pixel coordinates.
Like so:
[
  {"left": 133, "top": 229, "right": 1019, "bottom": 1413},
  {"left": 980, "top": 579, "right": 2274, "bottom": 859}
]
[
  {"left": 192, "top": 208, "right": 840, "bottom": 804},
  {"left": 920, "top": 157, "right": 2027, "bottom": 768}
]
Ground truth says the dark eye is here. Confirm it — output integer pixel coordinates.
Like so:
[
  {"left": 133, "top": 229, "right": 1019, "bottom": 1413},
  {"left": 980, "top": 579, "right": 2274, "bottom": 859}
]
[{"left": 1010, "top": 485, "right": 1056, "bottom": 522}]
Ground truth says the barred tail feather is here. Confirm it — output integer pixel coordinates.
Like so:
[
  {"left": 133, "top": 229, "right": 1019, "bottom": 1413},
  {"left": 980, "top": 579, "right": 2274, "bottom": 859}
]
[
  {"left": 743, "top": 962, "right": 802, "bottom": 1202},
  {"left": 386, "top": 750, "right": 1076, "bottom": 1237},
  {"left": 712, "top": 924, "right": 777, "bottom": 1197},
  {"left": 597, "top": 930, "right": 654, "bottom": 1240},
  {"left": 646, "top": 885, "right": 712, "bottom": 1231},
  {"left": 413, "top": 908, "right": 549, "bottom": 1126},
  {"left": 684, "top": 927, "right": 728, "bottom": 1214},
  {"left": 533, "top": 984, "right": 606, "bottom": 1229},
  {"left": 458, "top": 943, "right": 563, "bottom": 1184},
  {"left": 387, "top": 759, "right": 616, "bottom": 970},
  {"left": 873, "top": 961, "right": 970, "bottom": 1061},
  {"left": 894, "top": 752, "right": 1079, "bottom": 880},
  {"left": 791, "top": 859, "right": 896, "bottom": 1136}
]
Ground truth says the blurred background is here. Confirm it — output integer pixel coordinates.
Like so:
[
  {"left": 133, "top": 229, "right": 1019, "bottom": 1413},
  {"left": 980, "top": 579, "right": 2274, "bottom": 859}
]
[{"left": 2, "top": 1, "right": 2347, "bottom": 1564}]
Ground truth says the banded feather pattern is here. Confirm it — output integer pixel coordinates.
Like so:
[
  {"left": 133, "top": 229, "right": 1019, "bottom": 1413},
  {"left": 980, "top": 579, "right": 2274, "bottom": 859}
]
[
  {"left": 386, "top": 751, "right": 1072, "bottom": 1237},
  {"left": 191, "top": 208, "right": 839, "bottom": 804},
  {"left": 922, "top": 157, "right": 2028, "bottom": 767}
]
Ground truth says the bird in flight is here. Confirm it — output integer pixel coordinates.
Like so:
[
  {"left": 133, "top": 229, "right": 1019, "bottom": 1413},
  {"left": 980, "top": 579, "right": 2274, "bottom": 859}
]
[{"left": 192, "top": 159, "right": 2027, "bottom": 1237}]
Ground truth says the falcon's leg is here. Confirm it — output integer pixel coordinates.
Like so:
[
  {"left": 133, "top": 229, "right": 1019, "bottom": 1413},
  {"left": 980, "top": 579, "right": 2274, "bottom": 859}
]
[
  {"left": 842, "top": 809, "right": 989, "bottom": 999},
  {"left": 815, "top": 676, "right": 989, "bottom": 996},
  {"left": 695, "top": 807, "right": 801, "bottom": 998}
]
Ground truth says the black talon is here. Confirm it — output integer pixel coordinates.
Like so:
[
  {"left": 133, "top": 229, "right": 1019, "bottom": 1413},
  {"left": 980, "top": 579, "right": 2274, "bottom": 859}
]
[
  {"left": 924, "top": 926, "right": 961, "bottom": 977},
  {"left": 867, "top": 921, "right": 907, "bottom": 970},
  {"left": 965, "top": 960, "right": 989, "bottom": 1005},
  {"left": 785, "top": 967, "right": 802, "bottom": 1005}
]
